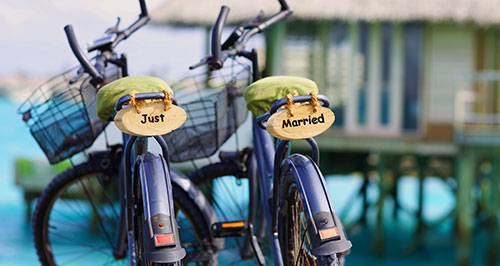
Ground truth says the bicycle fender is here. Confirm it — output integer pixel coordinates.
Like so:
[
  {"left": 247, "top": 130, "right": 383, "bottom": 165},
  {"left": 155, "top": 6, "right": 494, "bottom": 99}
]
[
  {"left": 136, "top": 152, "right": 186, "bottom": 263},
  {"left": 282, "top": 154, "right": 352, "bottom": 256},
  {"left": 169, "top": 167, "right": 224, "bottom": 249}
]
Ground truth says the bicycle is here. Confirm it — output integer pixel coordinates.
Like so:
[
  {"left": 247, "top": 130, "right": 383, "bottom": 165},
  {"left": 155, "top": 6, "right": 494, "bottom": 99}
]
[
  {"left": 181, "top": 0, "right": 353, "bottom": 265},
  {"left": 20, "top": 1, "right": 224, "bottom": 265},
  {"left": 22, "top": 0, "right": 352, "bottom": 265}
]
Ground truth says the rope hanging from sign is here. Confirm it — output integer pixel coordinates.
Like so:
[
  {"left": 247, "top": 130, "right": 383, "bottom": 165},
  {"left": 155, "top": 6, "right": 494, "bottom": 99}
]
[
  {"left": 310, "top": 91, "right": 319, "bottom": 112},
  {"left": 129, "top": 90, "right": 141, "bottom": 114},
  {"left": 285, "top": 90, "right": 300, "bottom": 116},
  {"left": 128, "top": 89, "right": 173, "bottom": 114},
  {"left": 162, "top": 89, "right": 172, "bottom": 111}
]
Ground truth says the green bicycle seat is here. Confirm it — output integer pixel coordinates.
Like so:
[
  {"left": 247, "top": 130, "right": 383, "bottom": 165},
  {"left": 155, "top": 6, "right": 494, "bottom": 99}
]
[
  {"left": 96, "top": 76, "right": 173, "bottom": 121},
  {"left": 243, "top": 76, "right": 319, "bottom": 117}
]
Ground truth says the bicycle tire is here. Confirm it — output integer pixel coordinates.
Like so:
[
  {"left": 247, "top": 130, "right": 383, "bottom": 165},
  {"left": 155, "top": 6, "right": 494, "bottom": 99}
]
[
  {"left": 33, "top": 159, "right": 216, "bottom": 266},
  {"left": 188, "top": 162, "right": 272, "bottom": 265},
  {"left": 277, "top": 162, "right": 339, "bottom": 266},
  {"left": 188, "top": 162, "right": 245, "bottom": 186}
]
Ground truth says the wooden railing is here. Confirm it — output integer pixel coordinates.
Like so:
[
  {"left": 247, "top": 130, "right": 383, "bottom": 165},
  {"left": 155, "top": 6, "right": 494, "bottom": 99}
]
[{"left": 454, "top": 71, "right": 500, "bottom": 144}]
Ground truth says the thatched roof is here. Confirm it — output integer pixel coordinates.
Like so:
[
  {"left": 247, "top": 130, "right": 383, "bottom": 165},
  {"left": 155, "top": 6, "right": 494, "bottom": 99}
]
[{"left": 151, "top": 0, "right": 500, "bottom": 26}]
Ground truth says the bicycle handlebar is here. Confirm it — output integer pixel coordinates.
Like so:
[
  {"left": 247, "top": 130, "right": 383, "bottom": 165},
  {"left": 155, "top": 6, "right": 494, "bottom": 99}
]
[
  {"left": 255, "top": 8, "right": 291, "bottom": 33},
  {"left": 209, "top": 6, "right": 230, "bottom": 70},
  {"left": 221, "top": 10, "right": 264, "bottom": 51},
  {"left": 202, "top": 0, "right": 291, "bottom": 70},
  {"left": 64, "top": 0, "right": 150, "bottom": 86},
  {"left": 278, "top": 0, "right": 289, "bottom": 11},
  {"left": 64, "top": 25, "right": 104, "bottom": 84},
  {"left": 112, "top": 14, "right": 149, "bottom": 48},
  {"left": 139, "top": 0, "right": 148, "bottom": 17},
  {"left": 111, "top": 0, "right": 149, "bottom": 48}
]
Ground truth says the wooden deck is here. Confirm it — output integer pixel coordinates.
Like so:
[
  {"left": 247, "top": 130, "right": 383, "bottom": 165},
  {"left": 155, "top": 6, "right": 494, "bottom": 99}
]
[
  {"left": 293, "top": 132, "right": 500, "bottom": 265},
  {"left": 300, "top": 133, "right": 458, "bottom": 155}
]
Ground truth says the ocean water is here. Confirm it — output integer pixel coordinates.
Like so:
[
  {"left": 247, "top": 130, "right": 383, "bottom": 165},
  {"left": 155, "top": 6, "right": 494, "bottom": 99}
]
[
  {"left": 0, "top": 98, "right": 44, "bottom": 265},
  {"left": 0, "top": 98, "right": 473, "bottom": 265}
]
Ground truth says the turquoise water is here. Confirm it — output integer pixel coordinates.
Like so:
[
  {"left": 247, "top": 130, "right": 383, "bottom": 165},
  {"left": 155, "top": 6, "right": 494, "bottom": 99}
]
[
  {"left": 0, "top": 98, "right": 44, "bottom": 265},
  {"left": 0, "top": 98, "right": 476, "bottom": 265}
]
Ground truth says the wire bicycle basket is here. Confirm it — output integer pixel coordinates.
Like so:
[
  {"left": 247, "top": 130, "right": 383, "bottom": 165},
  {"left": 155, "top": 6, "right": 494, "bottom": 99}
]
[
  {"left": 165, "top": 60, "right": 251, "bottom": 162},
  {"left": 18, "top": 65, "right": 121, "bottom": 164}
]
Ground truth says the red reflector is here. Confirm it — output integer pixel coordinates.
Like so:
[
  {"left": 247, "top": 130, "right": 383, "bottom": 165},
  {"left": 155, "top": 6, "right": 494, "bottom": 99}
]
[
  {"left": 319, "top": 227, "right": 339, "bottom": 240},
  {"left": 155, "top": 234, "right": 175, "bottom": 246}
]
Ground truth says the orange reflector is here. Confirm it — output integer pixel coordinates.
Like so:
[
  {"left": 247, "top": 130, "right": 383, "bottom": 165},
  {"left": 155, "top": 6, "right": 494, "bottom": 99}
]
[
  {"left": 221, "top": 221, "right": 245, "bottom": 228},
  {"left": 155, "top": 234, "right": 175, "bottom": 246},
  {"left": 319, "top": 227, "right": 339, "bottom": 240}
]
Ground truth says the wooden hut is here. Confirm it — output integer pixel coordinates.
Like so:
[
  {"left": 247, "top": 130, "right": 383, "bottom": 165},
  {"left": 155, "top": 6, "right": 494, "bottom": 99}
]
[
  {"left": 152, "top": 0, "right": 500, "bottom": 140},
  {"left": 152, "top": 1, "right": 500, "bottom": 265}
]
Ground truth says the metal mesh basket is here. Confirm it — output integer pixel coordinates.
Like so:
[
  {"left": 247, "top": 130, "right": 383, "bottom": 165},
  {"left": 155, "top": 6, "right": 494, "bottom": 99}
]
[
  {"left": 164, "top": 60, "right": 251, "bottom": 162},
  {"left": 18, "top": 65, "right": 121, "bottom": 164}
]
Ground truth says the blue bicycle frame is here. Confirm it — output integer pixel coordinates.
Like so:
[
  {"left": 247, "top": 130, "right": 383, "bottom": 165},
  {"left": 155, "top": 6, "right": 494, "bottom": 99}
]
[
  {"left": 251, "top": 112, "right": 352, "bottom": 265},
  {"left": 113, "top": 93, "right": 223, "bottom": 265},
  {"left": 190, "top": 0, "right": 352, "bottom": 262}
]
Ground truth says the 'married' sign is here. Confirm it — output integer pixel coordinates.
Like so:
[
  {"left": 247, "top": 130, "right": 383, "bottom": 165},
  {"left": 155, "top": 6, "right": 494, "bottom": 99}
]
[{"left": 266, "top": 104, "right": 334, "bottom": 140}]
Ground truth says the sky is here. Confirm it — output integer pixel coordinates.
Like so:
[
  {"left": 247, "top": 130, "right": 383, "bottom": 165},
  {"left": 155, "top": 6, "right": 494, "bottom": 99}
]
[
  {"left": 1, "top": 0, "right": 265, "bottom": 82},
  {"left": 0, "top": 0, "right": 210, "bottom": 81}
]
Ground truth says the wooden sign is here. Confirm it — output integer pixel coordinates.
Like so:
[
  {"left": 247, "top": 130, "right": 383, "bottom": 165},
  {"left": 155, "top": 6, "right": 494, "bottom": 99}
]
[
  {"left": 114, "top": 102, "right": 187, "bottom": 137},
  {"left": 266, "top": 104, "right": 335, "bottom": 140}
]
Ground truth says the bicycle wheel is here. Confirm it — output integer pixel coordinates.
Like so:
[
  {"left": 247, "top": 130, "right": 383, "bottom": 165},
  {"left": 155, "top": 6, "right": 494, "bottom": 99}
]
[
  {"left": 188, "top": 162, "right": 271, "bottom": 265},
  {"left": 278, "top": 164, "right": 339, "bottom": 266},
  {"left": 33, "top": 160, "right": 215, "bottom": 266}
]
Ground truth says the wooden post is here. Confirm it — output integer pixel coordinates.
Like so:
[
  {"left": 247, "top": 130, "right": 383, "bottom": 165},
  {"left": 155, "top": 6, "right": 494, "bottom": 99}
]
[
  {"left": 25, "top": 193, "right": 33, "bottom": 223},
  {"left": 367, "top": 22, "right": 381, "bottom": 131},
  {"left": 361, "top": 169, "right": 370, "bottom": 225},
  {"left": 318, "top": 20, "right": 329, "bottom": 92},
  {"left": 392, "top": 167, "right": 400, "bottom": 219},
  {"left": 346, "top": 21, "right": 359, "bottom": 133},
  {"left": 416, "top": 156, "right": 426, "bottom": 247},
  {"left": 456, "top": 147, "right": 475, "bottom": 266},
  {"left": 389, "top": 23, "right": 403, "bottom": 134},
  {"left": 264, "top": 21, "right": 287, "bottom": 76},
  {"left": 492, "top": 26, "right": 500, "bottom": 114},
  {"left": 373, "top": 153, "right": 386, "bottom": 254},
  {"left": 486, "top": 151, "right": 500, "bottom": 265}
]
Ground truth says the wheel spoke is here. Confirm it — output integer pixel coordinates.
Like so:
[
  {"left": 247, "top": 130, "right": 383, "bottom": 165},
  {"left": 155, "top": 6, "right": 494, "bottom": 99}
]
[
  {"left": 34, "top": 167, "right": 124, "bottom": 266},
  {"left": 78, "top": 178, "right": 115, "bottom": 248},
  {"left": 281, "top": 185, "right": 318, "bottom": 266}
]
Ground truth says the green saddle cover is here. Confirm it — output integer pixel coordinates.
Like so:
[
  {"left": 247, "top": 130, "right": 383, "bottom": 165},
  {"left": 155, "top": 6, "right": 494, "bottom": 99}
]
[
  {"left": 243, "top": 76, "right": 319, "bottom": 117},
  {"left": 96, "top": 76, "right": 173, "bottom": 121}
]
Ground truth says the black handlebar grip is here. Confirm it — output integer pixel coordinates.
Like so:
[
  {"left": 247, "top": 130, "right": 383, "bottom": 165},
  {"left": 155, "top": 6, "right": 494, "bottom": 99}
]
[
  {"left": 64, "top": 25, "right": 103, "bottom": 83},
  {"left": 278, "top": 0, "right": 290, "bottom": 10},
  {"left": 210, "top": 6, "right": 230, "bottom": 70},
  {"left": 221, "top": 27, "right": 243, "bottom": 50},
  {"left": 139, "top": 0, "right": 148, "bottom": 17}
]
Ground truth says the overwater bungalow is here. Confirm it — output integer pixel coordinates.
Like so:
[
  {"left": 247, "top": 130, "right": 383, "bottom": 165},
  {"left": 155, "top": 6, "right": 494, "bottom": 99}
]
[
  {"left": 152, "top": 1, "right": 500, "bottom": 265},
  {"left": 153, "top": 0, "right": 500, "bottom": 139}
]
